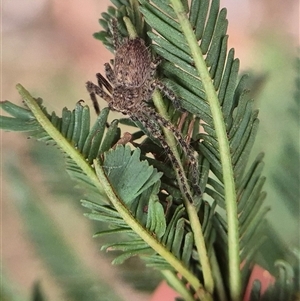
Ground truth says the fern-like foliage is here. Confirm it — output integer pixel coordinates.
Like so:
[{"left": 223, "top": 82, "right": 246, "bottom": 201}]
[{"left": 1, "top": 1, "right": 297, "bottom": 301}]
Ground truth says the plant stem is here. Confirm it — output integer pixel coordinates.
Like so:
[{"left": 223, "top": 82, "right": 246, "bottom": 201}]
[
  {"left": 161, "top": 270, "right": 194, "bottom": 301},
  {"left": 169, "top": 1, "right": 241, "bottom": 300}
]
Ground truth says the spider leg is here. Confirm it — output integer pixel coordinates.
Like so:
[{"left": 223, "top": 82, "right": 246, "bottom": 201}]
[
  {"left": 149, "top": 56, "right": 162, "bottom": 78},
  {"left": 104, "top": 63, "right": 116, "bottom": 86},
  {"left": 150, "top": 80, "right": 182, "bottom": 111},
  {"left": 143, "top": 106, "right": 201, "bottom": 196},
  {"left": 96, "top": 72, "right": 113, "bottom": 94},
  {"left": 111, "top": 18, "right": 121, "bottom": 49},
  {"left": 86, "top": 81, "right": 112, "bottom": 115}
]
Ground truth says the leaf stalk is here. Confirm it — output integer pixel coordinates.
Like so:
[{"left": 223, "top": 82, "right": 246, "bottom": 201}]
[{"left": 169, "top": 1, "right": 241, "bottom": 300}]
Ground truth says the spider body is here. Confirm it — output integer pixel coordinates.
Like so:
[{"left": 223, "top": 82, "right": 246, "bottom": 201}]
[
  {"left": 114, "top": 38, "right": 152, "bottom": 88},
  {"left": 86, "top": 19, "right": 201, "bottom": 200},
  {"left": 100, "top": 35, "right": 165, "bottom": 113}
]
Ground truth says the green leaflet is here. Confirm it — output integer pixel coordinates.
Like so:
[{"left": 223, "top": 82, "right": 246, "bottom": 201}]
[{"left": 146, "top": 184, "right": 167, "bottom": 239}]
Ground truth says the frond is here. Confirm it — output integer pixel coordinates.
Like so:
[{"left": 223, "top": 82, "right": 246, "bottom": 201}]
[{"left": 131, "top": 0, "right": 267, "bottom": 299}]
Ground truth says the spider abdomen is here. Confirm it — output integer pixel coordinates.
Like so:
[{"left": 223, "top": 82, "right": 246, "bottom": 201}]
[{"left": 114, "top": 38, "right": 152, "bottom": 88}]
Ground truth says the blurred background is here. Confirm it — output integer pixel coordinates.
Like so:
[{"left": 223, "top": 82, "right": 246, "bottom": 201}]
[{"left": 1, "top": 0, "right": 299, "bottom": 300}]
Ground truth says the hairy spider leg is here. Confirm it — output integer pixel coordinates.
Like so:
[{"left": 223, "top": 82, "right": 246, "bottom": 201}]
[
  {"left": 111, "top": 18, "right": 121, "bottom": 49},
  {"left": 86, "top": 81, "right": 112, "bottom": 115},
  {"left": 149, "top": 57, "right": 162, "bottom": 77},
  {"left": 148, "top": 80, "right": 182, "bottom": 111},
  {"left": 142, "top": 106, "right": 201, "bottom": 196},
  {"left": 96, "top": 73, "right": 113, "bottom": 94},
  {"left": 130, "top": 110, "right": 195, "bottom": 203},
  {"left": 104, "top": 63, "right": 116, "bottom": 85}
]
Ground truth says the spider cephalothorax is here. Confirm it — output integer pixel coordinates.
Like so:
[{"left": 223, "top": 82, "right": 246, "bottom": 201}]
[{"left": 86, "top": 19, "right": 201, "bottom": 200}]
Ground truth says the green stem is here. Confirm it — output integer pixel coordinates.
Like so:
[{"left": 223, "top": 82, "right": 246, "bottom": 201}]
[
  {"left": 211, "top": 250, "right": 228, "bottom": 301},
  {"left": 161, "top": 270, "right": 194, "bottom": 301},
  {"left": 169, "top": 1, "right": 241, "bottom": 300},
  {"left": 152, "top": 90, "right": 214, "bottom": 295}
]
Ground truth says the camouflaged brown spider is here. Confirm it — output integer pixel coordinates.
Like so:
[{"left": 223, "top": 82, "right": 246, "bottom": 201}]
[{"left": 86, "top": 19, "right": 201, "bottom": 199}]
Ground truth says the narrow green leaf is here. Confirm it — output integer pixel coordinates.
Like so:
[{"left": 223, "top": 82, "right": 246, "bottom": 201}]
[
  {"left": 99, "top": 119, "right": 120, "bottom": 153},
  {"left": 181, "top": 232, "right": 194, "bottom": 266},
  {"left": 237, "top": 159, "right": 265, "bottom": 212},
  {"left": 200, "top": 0, "right": 220, "bottom": 54},
  {"left": 171, "top": 218, "right": 185, "bottom": 258},
  {"left": 161, "top": 204, "right": 185, "bottom": 246},
  {"left": 83, "top": 107, "right": 109, "bottom": 161},
  {"left": 93, "top": 228, "right": 132, "bottom": 237},
  {"left": 0, "top": 100, "right": 34, "bottom": 119},
  {"left": 140, "top": 7, "right": 187, "bottom": 48},
  {"left": 230, "top": 101, "right": 254, "bottom": 154},
  {"left": 61, "top": 107, "right": 72, "bottom": 137},
  {"left": 140, "top": 1, "right": 182, "bottom": 33},
  {"left": 189, "top": 0, "right": 200, "bottom": 27},
  {"left": 78, "top": 105, "right": 91, "bottom": 152},
  {"left": 218, "top": 48, "right": 235, "bottom": 104},
  {"left": 212, "top": 35, "right": 228, "bottom": 90},
  {"left": 102, "top": 240, "right": 147, "bottom": 251},
  {"left": 66, "top": 109, "right": 75, "bottom": 140},
  {"left": 206, "top": 8, "right": 228, "bottom": 69},
  {"left": 112, "top": 248, "right": 154, "bottom": 265},
  {"left": 0, "top": 115, "right": 40, "bottom": 132},
  {"left": 222, "top": 59, "right": 240, "bottom": 120},
  {"left": 149, "top": 32, "right": 193, "bottom": 64},
  {"left": 234, "top": 118, "right": 260, "bottom": 180},
  {"left": 146, "top": 193, "right": 166, "bottom": 239},
  {"left": 195, "top": 0, "right": 209, "bottom": 40},
  {"left": 71, "top": 102, "right": 84, "bottom": 145},
  {"left": 150, "top": 0, "right": 178, "bottom": 19}
]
